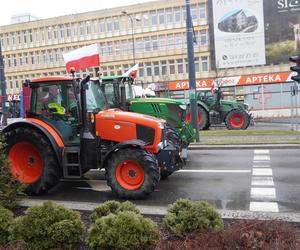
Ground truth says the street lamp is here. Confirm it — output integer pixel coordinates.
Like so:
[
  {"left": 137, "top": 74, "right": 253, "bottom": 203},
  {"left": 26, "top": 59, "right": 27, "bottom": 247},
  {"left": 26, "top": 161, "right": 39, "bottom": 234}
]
[
  {"left": 0, "top": 39, "right": 7, "bottom": 126},
  {"left": 121, "top": 11, "right": 140, "bottom": 65}
]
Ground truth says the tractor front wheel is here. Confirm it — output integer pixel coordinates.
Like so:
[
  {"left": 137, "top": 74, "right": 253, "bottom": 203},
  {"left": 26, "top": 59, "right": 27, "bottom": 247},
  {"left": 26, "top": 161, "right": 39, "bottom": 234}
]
[
  {"left": 225, "top": 109, "right": 250, "bottom": 130},
  {"left": 5, "top": 127, "right": 61, "bottom": 195},
  {"left": 186, "top": 105, "right": 209, "bottom": 130},
  {"left": 106, "top": 148, "right": 160, "bottom": 199}
]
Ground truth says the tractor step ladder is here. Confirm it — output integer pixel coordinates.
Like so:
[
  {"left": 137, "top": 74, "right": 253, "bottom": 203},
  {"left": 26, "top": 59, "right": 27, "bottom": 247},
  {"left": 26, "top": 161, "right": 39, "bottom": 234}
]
[{"left": 62, "top": 146, "right": 82, "bottom": 178}]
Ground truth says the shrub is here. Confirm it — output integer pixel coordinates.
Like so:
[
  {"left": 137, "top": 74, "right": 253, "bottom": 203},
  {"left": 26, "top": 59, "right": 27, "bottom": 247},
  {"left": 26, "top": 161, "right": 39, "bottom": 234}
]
[
  {"left": 90, "top": 200, "right": 140, "bottom": 222},
  {"left": 0, "top": 205, "right": 14, "bottom": 244},
  {"left": 86, "top": 211, "right": 160, "bottom": 250},
  {"left": 164, "top": 199, "right": 223, "bottom": 236},
  {"left": 9, "top": 201, "right": 84, "bottom": 249},
  {"left": 0, "top": 138, "right": 25, "bottom": 209}
]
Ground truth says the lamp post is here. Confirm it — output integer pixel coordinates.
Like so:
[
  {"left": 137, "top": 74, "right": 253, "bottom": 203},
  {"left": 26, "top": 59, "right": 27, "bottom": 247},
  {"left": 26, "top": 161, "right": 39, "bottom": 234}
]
[
  {"left": 122, "top": 11, "right": 139, "bottom": 65},
  {"left": 0, "top": 39, "right": 7, "bottom": 127}
]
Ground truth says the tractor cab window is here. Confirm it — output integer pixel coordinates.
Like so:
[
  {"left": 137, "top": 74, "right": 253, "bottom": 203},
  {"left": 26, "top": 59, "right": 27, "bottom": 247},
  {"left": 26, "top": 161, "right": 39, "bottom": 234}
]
[
  {"left": 86, "top": 80, "right": 108, "bottom": 111},
  {"left": 102, "top": 82, "right": 119, "bottom": 108},
  {"left": 31, "top": 81, "right": 79, "bottom": 144}
]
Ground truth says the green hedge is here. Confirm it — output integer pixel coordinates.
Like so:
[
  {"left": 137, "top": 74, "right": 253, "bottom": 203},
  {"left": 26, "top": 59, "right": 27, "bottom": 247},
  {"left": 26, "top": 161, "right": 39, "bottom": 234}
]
[
  {"left": 0, "top": 206, "right": 14, "bottom": 244},
  {"left": 90, "top": 200, "right": 140, "bottom": 222},
  {"left": 87, "top": 211, "right": 160, "bottom": 250},
  {"left": 9, "top": 201, "right": 84, "bottom": 249},
  {"left": 0, "top": 139, "right": 25, "bottom": 209},
  {"left": 164, "top": 199, "right": 224, "bottom": 236}
]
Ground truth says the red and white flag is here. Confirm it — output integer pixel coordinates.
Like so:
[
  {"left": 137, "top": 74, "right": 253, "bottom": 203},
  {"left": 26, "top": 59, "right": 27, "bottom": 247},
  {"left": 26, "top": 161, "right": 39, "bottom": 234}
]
[
  {"left": 62, "top": 44, "right": 100, "bottom": 73},
  {"left": 123, "top": 64, "right": 139, "bottom": 79}
]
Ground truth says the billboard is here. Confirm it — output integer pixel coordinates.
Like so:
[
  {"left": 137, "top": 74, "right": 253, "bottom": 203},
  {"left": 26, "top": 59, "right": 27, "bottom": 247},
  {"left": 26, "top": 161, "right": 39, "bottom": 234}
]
[
  {"left": 264, "top": 0, "right": 300, "bottom": 65},
  {"left": 212, "top": 0, "right": 266, "bottom": 69}
]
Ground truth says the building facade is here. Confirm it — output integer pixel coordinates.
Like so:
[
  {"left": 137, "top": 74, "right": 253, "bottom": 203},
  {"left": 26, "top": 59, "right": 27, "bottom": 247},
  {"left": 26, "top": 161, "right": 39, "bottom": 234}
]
[{"left": 0, "top": 0, "right": 298, "bottom": 118}]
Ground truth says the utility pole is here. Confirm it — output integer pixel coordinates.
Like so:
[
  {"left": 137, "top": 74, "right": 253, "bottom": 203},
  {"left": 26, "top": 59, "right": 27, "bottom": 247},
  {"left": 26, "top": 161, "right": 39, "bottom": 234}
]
[
  {"left": 185, "top": 0, "right": 199, "bottom": 142},
  {"left": 0, "top": 40, "right": 7, "bottom": 127}
]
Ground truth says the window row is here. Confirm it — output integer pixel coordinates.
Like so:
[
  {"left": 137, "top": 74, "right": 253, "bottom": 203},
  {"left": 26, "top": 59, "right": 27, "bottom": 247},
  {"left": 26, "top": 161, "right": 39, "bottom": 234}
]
[
  {"left": 0, "top": 3, "right": 207, "bottom": 50},
  {"left": 101, "top": 57, "right": 210, "bottom": 78},
  {"left": 4, "top": 31, "right": 208, "bottom": 68}
]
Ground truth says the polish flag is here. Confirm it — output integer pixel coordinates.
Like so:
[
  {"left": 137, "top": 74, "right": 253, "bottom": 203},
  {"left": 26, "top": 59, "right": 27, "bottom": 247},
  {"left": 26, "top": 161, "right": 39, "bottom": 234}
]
[
  {"left": 62, "top": 44, "right": 100, "bottom": 73},
  {"left": 123, "top": 64, "right": 139, "bottom": 79}
]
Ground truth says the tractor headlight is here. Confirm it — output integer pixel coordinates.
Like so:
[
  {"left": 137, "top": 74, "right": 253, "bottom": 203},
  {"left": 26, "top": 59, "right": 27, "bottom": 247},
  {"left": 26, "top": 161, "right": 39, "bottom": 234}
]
[
  {"left": 179, "top": 104, "right": 187, "bottom": 110},
  {"left": 243, "top": 103, "right": 249, "bottom": 110},
  {"left": 158, "top": 122, "right": 164, "bottom": 129}
]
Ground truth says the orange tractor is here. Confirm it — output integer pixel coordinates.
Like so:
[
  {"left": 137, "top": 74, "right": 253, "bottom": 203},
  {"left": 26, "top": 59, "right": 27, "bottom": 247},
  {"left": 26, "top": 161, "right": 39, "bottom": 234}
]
[{"left": 4, "top": 76, "right": 182, "bottom": 199}]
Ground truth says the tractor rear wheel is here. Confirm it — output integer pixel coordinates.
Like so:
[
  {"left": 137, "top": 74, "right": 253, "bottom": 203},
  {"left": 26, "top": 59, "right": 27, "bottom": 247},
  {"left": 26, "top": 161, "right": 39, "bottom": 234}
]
[
  {"left": 106, "top": 148, "right": 160, "bottom": 199},
  {"left": 5, "top": 127, "right": 61, "bottom": 195},
  {"left": 225, "top": 109, "right": 250, "bottom": 130},
  {"left": 186, "top": 105, "right": 209, "bottom": 130}
]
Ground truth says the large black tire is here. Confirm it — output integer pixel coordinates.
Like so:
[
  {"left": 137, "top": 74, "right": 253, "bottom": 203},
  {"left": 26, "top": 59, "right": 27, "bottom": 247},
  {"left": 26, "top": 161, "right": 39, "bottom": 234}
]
[
  {"left": 165, "top": 124, "right": 181, "bottom": 149},
  {"left": 5, "top": 127, "right": 61, "bottom": 195},
  {"left": 225, "top": 109, "right": 250, "bottom": 130},
  {"left": 105, "top": 148, "right": 160, "bottom": 199}
]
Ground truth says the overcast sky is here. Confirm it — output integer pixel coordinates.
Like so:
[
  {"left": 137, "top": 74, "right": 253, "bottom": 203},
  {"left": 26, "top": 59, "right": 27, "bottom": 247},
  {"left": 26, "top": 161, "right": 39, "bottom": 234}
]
[{"left": 0, "top": 0, "right": 151, "bottom": 26}]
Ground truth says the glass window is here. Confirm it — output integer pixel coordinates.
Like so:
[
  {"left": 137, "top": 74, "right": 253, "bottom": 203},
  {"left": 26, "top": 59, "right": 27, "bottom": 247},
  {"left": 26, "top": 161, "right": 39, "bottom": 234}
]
[
  {"left": 174, "top": 7, "right": 181, "bottom": 23},
  {"left": 86, "top": 22, "right": 91, "bottom": 34},
  {"left": 144, "top": 37, "right": 151, "bottom": 52},
  {"left": 139, "top": 63, "right": 144, "bottom": 77},
  {"left": 158, "top": 9, "right": 165, "bottom": 25},
  {"left": 79, "top": 22, "right": 84, "bottom": 36},
  {"left": 121, "top": 40, "right": 128, "bottom": 55},
  {"left": 161, "top": 60, "right": 167, "bottom": 75},
  {"left": 159, "top": 35, "right": 166, "bottom": 50},
  {"left": 107, "top": 42, "right": 113, "bottom": 56},
  {"left": 199, "top": 4, "right": 206, "bottom": 19},
  {"left": 167, "top": 34, "right": 174, "bottom": 50},
  {"left": 146, "top": 62, "right": 152, "bottom": 76},
  {"left": 151, "top": 11, "right": 157, "bottom": 26},
  {"left": 191, "top": 5, "right": 198, "bottom": 20},
  {"left": 17, "top": 32, "right": 21, "bottom": 44},
  {"left": 175, "top": 33, "right": 183, "bottom": 49},
  {"left": 153, "top": 62, "right": 159, "bottom": 76},
  {"left": 107, "top": 18, "right": 112, "bottom": 32},
  {"left": 53, "top": 27, "right": 58, "bottom": 40},
  {"left": 166, "top": 8, "right": 173, "bottom": 24},
  {"left": 195, "top": 57, "right": 199, "bottom": 72},
  {"left": 23, "top": 31, "right": 27, "bottom": 43},
  {"left": 136, "top": 38, "right": 143, "bottom": 53},
  {"left": 31, "top": 53, "right": 34, "bottom": 64},
  {"left": 143, "top": 13, "right": 149, "bottom": 27},
  {"left": 100, "top": 19, "right": 105, "bottom": 32},
  {"left": 169, "top": 60, "right": 175, "bottom": 74},
  {"left": 59, "top": 25, "right": 64, "bottom": 38},
  {"left": 152, "top": 36, "right": 158, "bottom": 50},
  {"left": 200, "top": 30, "right": 207, "bottom": 46},
  {"left": 201, "top": 56, "right": 209, "bottom": 71},
  {"left": 12, "top": 33, "right": 15, "bottom": 45},
  {"left": 177, "top": 59, "right": 183, "bottom": 73},
  {"left": 114, "top": 17, "right": 119, "bottom": 31},
  {"left": 100, "top": 43, "right": 107, "bottom": 56},
  {"left": 66, "top": 24, "right": 71, "bottom": 37},
  {"left": 114, "top": 41, "right": 120, "bottom": 55}
]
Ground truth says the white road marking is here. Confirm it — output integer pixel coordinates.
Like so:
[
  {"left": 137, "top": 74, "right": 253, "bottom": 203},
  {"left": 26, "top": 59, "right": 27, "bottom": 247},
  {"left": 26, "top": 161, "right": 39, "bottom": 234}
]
[
  {"left": 253, "top": 164, "right": 271, "bottom": 168},
  {"left": 251, "top": 177, "right": 274, "bottom": 186},
  {"left": 254, "top": 155, "right": 270, "bottom": 161},
  {"left": 251, "top": 187, "right": 276, "bottom": 199},
  {"left": 252, "top": 168, "right": 273, "bottom": 176},
  {"left": 177, "top": 169, "right": 251, "bottom": 173},
  {"left": 250, "top": 201, "right": 279, "bottom": 212},
  {"left": 254, "top": 150, "right": 270, "bottom": 154}
]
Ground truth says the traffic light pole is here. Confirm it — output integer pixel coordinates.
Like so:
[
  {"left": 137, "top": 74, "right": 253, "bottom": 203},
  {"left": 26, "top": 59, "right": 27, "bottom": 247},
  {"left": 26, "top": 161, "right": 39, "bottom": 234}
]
[
  {"left": 0, "top": 40, "right": 7, "bottom": 127},
  {"left": 185, "top": 0, "right": 199, "bottom": 142}
]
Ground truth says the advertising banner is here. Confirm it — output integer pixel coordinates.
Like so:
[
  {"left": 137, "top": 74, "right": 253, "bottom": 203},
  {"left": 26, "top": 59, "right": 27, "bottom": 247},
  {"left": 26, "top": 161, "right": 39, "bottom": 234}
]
[
  {"left": 167, "top": 72, "right": 294, "bottom": 91},
  {"left": 212, "top": 0, "right": 266, "bottom": 68},
  {"left": 264, "top": 0, "right": 300, "bottom": 65}
]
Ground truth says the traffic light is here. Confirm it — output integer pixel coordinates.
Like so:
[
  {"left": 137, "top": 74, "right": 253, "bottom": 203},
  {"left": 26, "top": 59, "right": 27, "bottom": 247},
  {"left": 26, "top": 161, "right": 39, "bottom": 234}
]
[{"left": 289, "top": 55, "right": 300, "bottom": 83}]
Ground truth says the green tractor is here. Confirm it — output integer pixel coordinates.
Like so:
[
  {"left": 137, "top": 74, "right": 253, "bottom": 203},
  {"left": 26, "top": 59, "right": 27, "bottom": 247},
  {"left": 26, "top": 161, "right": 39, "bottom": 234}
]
[
  {"left": 97, "top": 75, "right": 195, "bottom": 155},
  {"left": 185, "top": 87, "right": 252, "bottom": 130}
]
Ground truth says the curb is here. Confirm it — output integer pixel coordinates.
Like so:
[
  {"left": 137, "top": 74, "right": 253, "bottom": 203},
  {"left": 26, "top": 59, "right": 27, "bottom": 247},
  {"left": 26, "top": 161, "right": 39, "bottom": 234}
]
[
  {"left": 188, "top": 144, "right": 300, "bottom": 150},
  {"left": 21, "top": 199, "right": 300, "bottom": 223}
]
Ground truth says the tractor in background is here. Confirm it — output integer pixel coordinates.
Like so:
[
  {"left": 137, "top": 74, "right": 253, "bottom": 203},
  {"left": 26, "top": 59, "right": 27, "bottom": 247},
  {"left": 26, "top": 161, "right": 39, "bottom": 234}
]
[
  {"left": 98, "top": 75, "right": 195, "bottom": 155},
  {"left": 185, "top": 87, "right": 251, "bottom": 130},
  {"left": 4, "top": 75, "right": 183, "bottom": 199}
]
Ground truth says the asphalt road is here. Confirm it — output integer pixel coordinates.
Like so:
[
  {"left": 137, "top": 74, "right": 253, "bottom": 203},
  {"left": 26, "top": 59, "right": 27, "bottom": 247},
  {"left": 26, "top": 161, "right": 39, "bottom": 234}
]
[{"left": 26, "top": 148, "right": 300, "bottom": 214}]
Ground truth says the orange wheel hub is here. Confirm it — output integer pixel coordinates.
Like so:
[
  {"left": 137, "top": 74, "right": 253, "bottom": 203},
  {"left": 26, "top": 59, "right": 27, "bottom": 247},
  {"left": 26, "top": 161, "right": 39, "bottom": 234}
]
[
  {"left": 8, "top": 142, "right": 42, "bottom": 184},
  {"left": 116, "top": 160, "right": 144, "bottom": 190}
]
